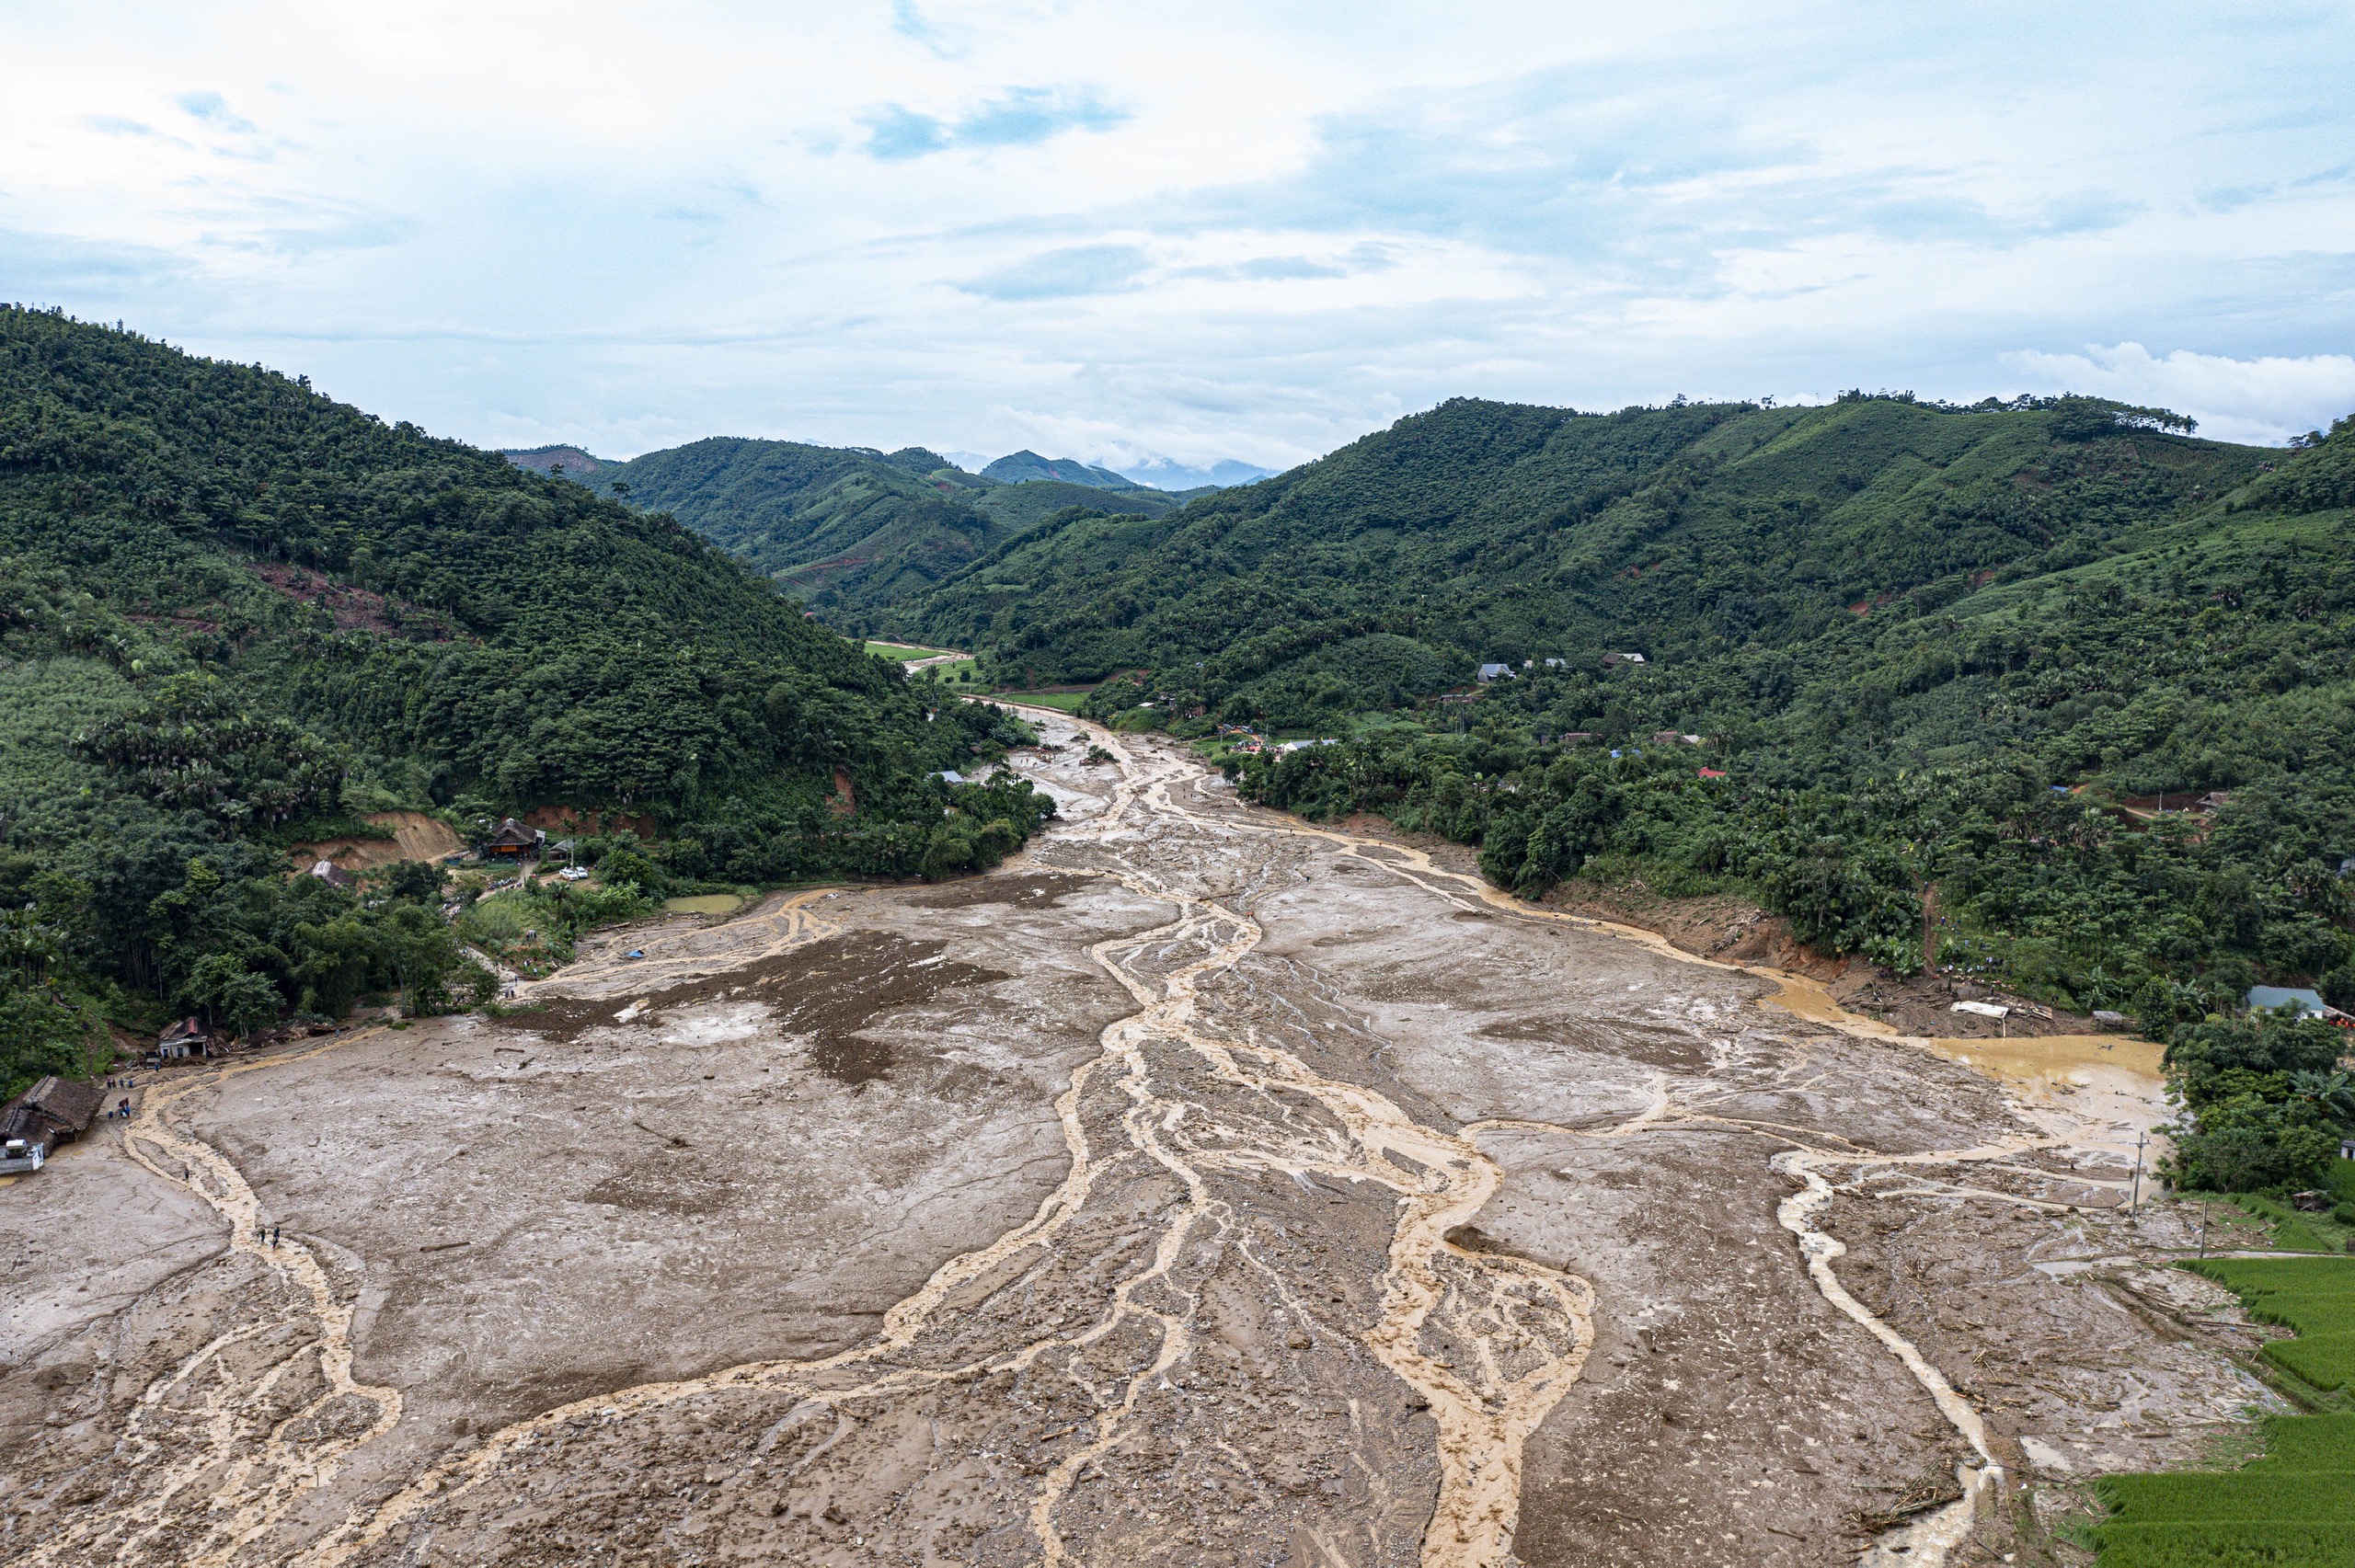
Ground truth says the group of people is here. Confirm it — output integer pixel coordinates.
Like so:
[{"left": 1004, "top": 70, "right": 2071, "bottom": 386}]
[{"left": 100, "top": 1075, "right": 138, "bottom": 1120}]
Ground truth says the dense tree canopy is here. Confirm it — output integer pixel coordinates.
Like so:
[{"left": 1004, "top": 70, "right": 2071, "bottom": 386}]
[
  {"left": 0, "top": 306, "right": 1050, "bottom": 1093},
  {"left": 558, "top": 437, "right": 1184, "bottom": 630}
]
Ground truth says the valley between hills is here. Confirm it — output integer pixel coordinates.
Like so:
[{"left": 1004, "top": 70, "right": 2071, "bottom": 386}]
[{"left": 0, "top": 714, "right": 2274, "bottom": 1568}]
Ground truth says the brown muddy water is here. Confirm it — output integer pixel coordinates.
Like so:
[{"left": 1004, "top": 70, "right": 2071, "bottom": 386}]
[{"left": 0, "top": 718, "right": 2275, "bottom": 1568}]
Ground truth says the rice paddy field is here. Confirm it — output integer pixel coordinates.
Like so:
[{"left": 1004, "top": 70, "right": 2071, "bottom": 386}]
[
  {"left": 991, "top": 689, "right": 1091, "bottom": 711},
  {"left": 2096, "top": 1253, "right": 2355, "bottom": 1566}
]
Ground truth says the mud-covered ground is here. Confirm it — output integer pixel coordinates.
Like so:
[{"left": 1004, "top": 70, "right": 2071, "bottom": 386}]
[{"left": 0, "top": 718, "right": 2281, "bottom": 1568}]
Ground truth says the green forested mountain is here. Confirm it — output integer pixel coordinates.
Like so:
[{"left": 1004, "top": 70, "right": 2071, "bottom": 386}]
[
  {"left": 909, "top": 394, "right": 2264, "bottom": 699},
  {"left": 0, "top": 307, "right": 1046, "bottom": 1093},
  {"left": 546, "top": 436, "right": 1183, "bottom": 628},
  {"left": 979, "top": 450, "right": 1142, "bottom": 488},
  {"left": 910, "top": 389, "right": 2355, "bottom": 1188},
  {"left": 503, "top": 443, "right": 617, "bottom": 477}
]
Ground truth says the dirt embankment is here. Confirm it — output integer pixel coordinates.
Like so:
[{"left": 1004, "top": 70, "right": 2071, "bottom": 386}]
[
  {"left": 289, "top": 810, "right": 464, "bottom": 871},
  {"left": 1517, "top": 857, "right": 2113, "bottom": 1043}
]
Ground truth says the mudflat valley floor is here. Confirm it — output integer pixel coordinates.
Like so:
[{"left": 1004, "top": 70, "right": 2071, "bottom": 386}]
[{"left": 0, "top": 718, "right": 2275, "bottom": 1567}]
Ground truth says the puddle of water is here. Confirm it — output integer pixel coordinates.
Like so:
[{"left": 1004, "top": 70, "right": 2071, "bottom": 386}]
[
  {"left": 663, "top": 894, "right": 745, "bottom": 916},
  {"left": 1757, "top": 973, "right": 1896, "bottom": 1032},
  {"left": 1920, "top": 1033, "right": 2161, "bottom": 1091}
]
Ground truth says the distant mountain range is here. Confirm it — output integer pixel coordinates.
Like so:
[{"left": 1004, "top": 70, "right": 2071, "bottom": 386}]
[{"left": 503, "top": 438, "right": 1258, "bottom": 628}]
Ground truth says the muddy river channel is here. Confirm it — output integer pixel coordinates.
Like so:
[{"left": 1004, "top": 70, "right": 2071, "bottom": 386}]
[{"left": 0, "top": 717, "right": 2280, "bottom": 1566}]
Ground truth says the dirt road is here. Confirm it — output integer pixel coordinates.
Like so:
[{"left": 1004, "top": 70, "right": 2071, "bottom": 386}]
[{"left": 0, "top": 717, "right": 2277, "bottom": 1566}]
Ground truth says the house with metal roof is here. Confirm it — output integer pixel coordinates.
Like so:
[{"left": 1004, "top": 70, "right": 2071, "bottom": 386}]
[{"left": 2246, "top": 985, "right": 2335, "bottom": 1017}]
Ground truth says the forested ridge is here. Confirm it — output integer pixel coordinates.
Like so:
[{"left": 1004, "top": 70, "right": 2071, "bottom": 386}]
[
  {"left": 906, "top": 391, "right": 2355, "bottom": 1194},
  {"left": 0, "top": 307, "right": 1048, "bottom": 1094},
  {"left": 550, "top": 436, "right": 1183, "bottom": 629}
]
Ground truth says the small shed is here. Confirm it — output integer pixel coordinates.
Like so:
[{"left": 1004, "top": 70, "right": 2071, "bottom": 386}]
[
  {"left": 157, "top": 1016, "right": 209, "bottom": 1059},
  {"left": 483, "top": 818, "right": 544, "bottom": 861},
  {"left": 2197, "top": 791, "right": 2233, "bottom": 813},
  {"left": 308, "top": 858, "right": 357, "bottom": 888}
]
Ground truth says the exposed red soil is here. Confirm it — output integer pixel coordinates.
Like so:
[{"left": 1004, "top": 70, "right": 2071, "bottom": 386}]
[
  {"left": 522, "top": 806, "right": 660, "bottom": 840},
  {"left": 248, "top": 563, "right": 443, "bottom": 637}
]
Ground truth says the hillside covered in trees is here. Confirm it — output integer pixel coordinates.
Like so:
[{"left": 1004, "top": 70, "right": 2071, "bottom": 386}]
[
  {"left": 0, "top": 307, "right": 1048, "bottom": 1094},
  {"left": 907, "top": 394, "right": 2262, "bottom": 694},
  {"left": 905, "top": 392, "right": 2355, "bottom": 1191},
  {"left": 541, "top": 437, "right": 1188, "bottom": 628}
]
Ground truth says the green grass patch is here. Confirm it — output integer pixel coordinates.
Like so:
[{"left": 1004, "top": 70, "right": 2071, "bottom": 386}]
[
  {"left": 993, "top": 689, "right": 1091, "bottom": 712},
  {"left": 865, "top": 640, "right": 955, "bottom": 659},
  {"left": 2095, "top": 1260, "right": 2355, "bottom": 1565},
  {"left": 2227, "top": 1195, "right": 2343, "bottom": 1255}
]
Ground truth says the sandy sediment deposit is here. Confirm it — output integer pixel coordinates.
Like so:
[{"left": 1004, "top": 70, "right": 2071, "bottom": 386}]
[{"left": 0, "top": 715, "right": 2283, "bottom": 1566}]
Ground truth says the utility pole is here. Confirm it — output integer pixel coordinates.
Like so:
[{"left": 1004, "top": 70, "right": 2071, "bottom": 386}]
[
  {"left": 2199, "top": 1201, "right": 2209, "bottom": 1260},
  {"left": 2130, "top": 1129, "right": 2144, "bottom": 1216}
]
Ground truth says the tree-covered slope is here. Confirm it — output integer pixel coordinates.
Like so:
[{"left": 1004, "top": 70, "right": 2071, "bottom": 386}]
[
  {"left": 556, "top": 436, "right": 1180, "bottom": 628},
  {"left": 908, "top": 394, "right": 2266, "bottom": 702},
  {"left": 0, "top": 307, "right": 1046, "bottom": 1093},
  {"left": 1220, "top": 408, "right": 2355, "bottom": 1192}
]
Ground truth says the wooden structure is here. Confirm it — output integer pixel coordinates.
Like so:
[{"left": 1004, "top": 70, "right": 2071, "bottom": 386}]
[
  {"left": 0, "top": 1077, "right": 107, "bottom": 1173},
  {"left": 483, "top": 818, "right": 544, "bottom": 861}
]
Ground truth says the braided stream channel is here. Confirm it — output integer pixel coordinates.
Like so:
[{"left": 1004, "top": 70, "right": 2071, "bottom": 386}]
[{"left": 12, "top": 711, "right": 2206, "bottom": 1567}]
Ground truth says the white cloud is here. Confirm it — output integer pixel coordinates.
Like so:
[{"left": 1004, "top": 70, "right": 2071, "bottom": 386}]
[
  {"left": 1, "top": 3, "right": 2349, "bottom": 464},
  {"left": 2002, "top": 343, "right": 2355, "bottom": 445}
]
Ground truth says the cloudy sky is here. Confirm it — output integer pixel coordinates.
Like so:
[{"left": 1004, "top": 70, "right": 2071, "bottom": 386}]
[{"left": 5, "top": 2, "right": 2353, "bottom": 474}]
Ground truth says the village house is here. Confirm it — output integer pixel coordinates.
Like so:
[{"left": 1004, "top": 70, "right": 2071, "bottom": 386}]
[
  {"left": 1476, "top": 663, "right": 1516, "bottom": 681},
  {"left": 307, "top": 858, "right": 357, "bottom": 888},
  {"left": 0, "top": 1076, "right": 107, "bottom": 1173},
  {"left": 482, "top": 818, "right": 545, "bottom": 861},
  {"left": 155, "top": 1016, "right": 210, "bottom": 1059},
  {"left": 2246, "top": 985, "right": 2344, "bottom": 1020}
]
